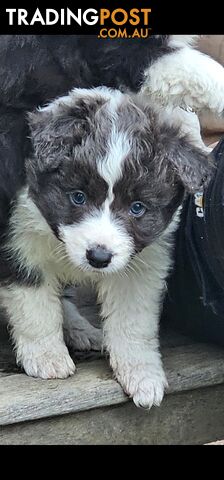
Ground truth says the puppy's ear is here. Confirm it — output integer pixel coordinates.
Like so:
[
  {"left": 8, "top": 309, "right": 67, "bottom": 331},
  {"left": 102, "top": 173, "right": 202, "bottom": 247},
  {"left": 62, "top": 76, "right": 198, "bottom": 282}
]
[
  {"left": 160, "top": 133, "right": 214, "bottom": 192},
  {"left": 27, "top": 90, "right": 108, "bottom": 174},
  {"left": 169, "top": 137, "right": 214, "bottom": 192},
  {"left": 27, "top": 101, "right": 90, "bottom": 172},
  {"left": 141, "top": 102, "right": 214, "bottom": 193}
]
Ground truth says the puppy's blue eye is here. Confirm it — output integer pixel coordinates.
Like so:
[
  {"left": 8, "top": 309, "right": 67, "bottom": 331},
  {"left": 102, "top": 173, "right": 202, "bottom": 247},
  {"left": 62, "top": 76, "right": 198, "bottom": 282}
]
[
  {"left": 69, "top": 191, "right": 86, "bottom": 206},
  {"left": 130, "top": 202, "right": 146, "bottom": 217}
]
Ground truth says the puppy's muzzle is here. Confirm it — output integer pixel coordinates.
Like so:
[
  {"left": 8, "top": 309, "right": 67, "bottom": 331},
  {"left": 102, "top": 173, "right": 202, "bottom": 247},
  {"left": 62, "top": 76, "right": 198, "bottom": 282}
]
[{"left": 86, "top": 246, "right": 113, "bottom": 269}]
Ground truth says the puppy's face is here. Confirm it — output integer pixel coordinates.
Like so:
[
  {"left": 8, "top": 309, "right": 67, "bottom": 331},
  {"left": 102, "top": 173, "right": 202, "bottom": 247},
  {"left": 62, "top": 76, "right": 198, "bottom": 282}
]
[{"left": 27, "top": 87, "right": 211, "bottom": 274}]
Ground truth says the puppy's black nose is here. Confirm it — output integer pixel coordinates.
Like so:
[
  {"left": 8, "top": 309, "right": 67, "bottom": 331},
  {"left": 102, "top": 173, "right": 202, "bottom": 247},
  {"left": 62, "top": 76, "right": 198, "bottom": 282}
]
[{"left": 86, "top": 246, "right": 112, "bottom": 269}]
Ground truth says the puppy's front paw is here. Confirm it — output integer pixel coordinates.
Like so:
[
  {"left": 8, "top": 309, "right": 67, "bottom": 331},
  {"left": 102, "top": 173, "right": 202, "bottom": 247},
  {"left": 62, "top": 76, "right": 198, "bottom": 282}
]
[
  {"left": 117, "top": 364, "right": 168, "bottom": 409},
  {"left": 18, "top": 341, "right": 76, "bottom": 379}
]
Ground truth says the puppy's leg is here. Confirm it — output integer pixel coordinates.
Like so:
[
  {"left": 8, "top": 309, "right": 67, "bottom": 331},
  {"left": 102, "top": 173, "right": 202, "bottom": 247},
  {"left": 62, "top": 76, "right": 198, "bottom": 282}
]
[
  {"left": 1, "top": 280, "right": 75, "bottom": 379},
  {"left": 142, "top": 44, "right": 224, "bottom": 115},
  {"left": 62, "top": 297, "right": 102, "bottom": 351},
  {"left": 97, "top": 237, "right": 173, "bottom": 409}
]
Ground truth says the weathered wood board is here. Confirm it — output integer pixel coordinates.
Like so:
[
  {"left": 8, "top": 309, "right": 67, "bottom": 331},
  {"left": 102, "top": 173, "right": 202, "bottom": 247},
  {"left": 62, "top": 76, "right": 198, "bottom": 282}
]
[
  {"left": 1, "top": 385, "right": 224, "bottom": 445},
  {"left": 1, "top": 336, "right": 224, "bottom": 427}
]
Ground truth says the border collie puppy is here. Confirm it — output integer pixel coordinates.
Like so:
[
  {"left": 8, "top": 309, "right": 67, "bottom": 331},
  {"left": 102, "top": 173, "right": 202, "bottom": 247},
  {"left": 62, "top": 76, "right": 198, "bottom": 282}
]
[{"left": 0, "top": 87, "right": 212, "bottom": 408}]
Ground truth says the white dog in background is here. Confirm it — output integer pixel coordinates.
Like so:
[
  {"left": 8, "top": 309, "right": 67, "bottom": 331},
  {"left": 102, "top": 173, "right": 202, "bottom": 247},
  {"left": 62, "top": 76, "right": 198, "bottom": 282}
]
[{"left": 141, "top": 35, "right": 224, "bottom": 117}]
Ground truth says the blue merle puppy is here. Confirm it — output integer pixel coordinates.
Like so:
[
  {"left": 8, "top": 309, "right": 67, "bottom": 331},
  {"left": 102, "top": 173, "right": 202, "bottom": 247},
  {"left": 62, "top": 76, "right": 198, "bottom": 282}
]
[{"left": 0, "top": 87, "right": 211, "bottom": 408}]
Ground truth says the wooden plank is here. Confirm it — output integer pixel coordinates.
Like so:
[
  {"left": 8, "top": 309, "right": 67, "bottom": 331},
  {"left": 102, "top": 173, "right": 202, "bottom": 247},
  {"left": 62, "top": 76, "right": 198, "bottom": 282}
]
[
  {"left": 1, "top": 342, "right": 224, "bottom": 426},
  {"left": 1, "top": 384, "right": 224, "bottom": 445}
]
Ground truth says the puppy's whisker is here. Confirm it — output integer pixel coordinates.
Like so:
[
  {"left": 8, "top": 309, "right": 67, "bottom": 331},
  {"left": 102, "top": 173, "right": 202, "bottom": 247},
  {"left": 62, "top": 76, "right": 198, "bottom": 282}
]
[
  {"left": 124, "top": 263, "right": 140, "bottom": 278},
  {"left": 117, "top": 269, "right": 128, "bottom": 280},
  {"left": 133, "top": 257, "right": 149, "bottom": 269},
  {"left": 128, "top": 259, "right": 142, "bottom": 273}
]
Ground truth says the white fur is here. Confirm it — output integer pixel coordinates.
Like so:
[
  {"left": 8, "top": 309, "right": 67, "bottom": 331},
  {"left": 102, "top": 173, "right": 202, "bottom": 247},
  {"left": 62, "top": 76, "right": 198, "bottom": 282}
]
[
  {"left": 142, "top": 41, "right": 224, "bottom": 115},
  {"left": 97, "top": 130, "right": 131, "bottom": 204}
]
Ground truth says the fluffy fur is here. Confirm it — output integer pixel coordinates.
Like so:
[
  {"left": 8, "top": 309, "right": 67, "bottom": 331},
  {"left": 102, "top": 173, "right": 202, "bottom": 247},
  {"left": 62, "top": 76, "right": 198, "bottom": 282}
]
[
  {"left": 0, "top": 87, "right": 212, "bottom": 408},
  {"left": 142, "top": 35, "right": 224, "bottom": 114}
]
